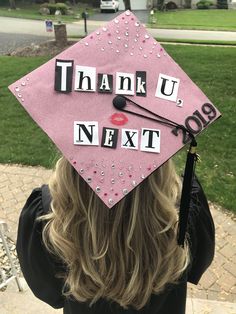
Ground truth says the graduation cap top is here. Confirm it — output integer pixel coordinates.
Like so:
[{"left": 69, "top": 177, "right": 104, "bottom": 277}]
[{"left": 9, "top": 11, "right": 221, "bottom": 215}]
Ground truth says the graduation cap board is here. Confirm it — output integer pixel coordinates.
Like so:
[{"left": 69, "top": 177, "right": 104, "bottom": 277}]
[{"left": 9, "top": 11, "right": 221, "bottom": 244}]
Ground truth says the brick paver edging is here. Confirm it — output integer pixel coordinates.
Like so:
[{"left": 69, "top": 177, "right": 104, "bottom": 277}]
[{"left": 0, "top": 164, "right": 235, "bottom": 303}]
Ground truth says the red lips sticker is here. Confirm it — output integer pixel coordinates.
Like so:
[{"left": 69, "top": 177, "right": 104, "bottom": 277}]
[{"left": 110, "top": 113, "right": 128, "bottom": 126}]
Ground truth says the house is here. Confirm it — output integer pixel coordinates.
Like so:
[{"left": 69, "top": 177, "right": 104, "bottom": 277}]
[{"left": 118, "top": 0, "right": 234, "bottom": 10}]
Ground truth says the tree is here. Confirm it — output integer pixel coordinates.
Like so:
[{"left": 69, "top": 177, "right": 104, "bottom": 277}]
[
  {"left": 9, "top": 0, "right": 16, "bottom": 9},
  {"left": 123, "top": 0, "right": 131, "bottom": 10}
]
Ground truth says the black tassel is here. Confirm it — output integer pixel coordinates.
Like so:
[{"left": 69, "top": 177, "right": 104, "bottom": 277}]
[{"left": 177, "top": 138, "right": 197, "bottom": 247}]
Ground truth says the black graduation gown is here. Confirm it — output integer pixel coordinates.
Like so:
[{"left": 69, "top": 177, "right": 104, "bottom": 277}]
[{"left": 16, "top": 177, "right": 215, "bottom": 314}]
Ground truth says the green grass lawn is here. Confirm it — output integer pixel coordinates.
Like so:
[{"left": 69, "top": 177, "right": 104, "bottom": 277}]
[
  {"left": 0, "top": 45, "right": 235, "bottom": 212},
  {"left": 150, "top": 9, "right": 236, "bottom": 31},
  {"left": 0, "top": 4, "right": 93, "bottom": 22}
]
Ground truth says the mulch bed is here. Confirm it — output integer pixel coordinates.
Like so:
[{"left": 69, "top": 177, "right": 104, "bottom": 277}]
[{"left": 9, "top": 40, "right": 77, "bottom": 57}]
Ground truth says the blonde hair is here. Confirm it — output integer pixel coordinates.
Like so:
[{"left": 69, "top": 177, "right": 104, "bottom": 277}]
[{"left": 41, "top": 157, "right": 189, "bottom": 310}]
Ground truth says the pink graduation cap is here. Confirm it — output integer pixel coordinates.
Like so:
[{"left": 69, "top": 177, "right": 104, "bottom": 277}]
[{"left": 9, "top": 11, "right": 221, "bottom": 245}]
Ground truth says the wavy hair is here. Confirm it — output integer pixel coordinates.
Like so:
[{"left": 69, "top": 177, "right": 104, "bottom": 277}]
[{"left": 41, "top": 157, "right": 189, "bottom": 310}]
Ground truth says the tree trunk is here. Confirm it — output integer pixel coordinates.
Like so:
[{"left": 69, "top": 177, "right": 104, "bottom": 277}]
[
  {"left": 123, "top": 0, "right": 131, "bottom": 10},
  {"left": 54, "top": 24, "right": 68, "bottom": 46},
  {"left": 9, "top": 0, "right": 16, "bottom": 10}
]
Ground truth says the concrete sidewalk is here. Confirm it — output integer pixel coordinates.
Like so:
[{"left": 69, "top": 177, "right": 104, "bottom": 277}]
[{"left": 0, "top": 163, "right": 236, "bottom": 313}]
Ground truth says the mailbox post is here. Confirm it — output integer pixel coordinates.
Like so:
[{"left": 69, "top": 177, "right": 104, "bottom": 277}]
[{"left": 82, "top": 10, "right": 89, "bottom": 36}]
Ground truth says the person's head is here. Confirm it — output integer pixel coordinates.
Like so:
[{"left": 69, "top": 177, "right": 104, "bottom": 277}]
[{"left": 42, "top": 156, "right": 189, "bottom": 310}]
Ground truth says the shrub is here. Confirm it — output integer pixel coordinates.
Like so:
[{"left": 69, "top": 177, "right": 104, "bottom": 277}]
[
  {"left": 217, "top": 0, "right": 228, "bottom": 9},
  {"left": 196, "top": 0, "right": 213, "bottom": 9},
  {"left": 40, "top": 2, "right": 69, "bottom": 15},
  {"left": 166, "top": 1, "right": 178, "bottom": 10}
]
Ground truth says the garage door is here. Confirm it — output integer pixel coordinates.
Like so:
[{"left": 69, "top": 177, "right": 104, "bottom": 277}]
[{"left": 119, "top": 0, "right": 147, "bottom": 10}]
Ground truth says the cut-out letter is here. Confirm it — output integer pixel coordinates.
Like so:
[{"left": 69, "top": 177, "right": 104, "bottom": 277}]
[
  {"left": 101, "top": 127, "right": 118, "bottom": 148},
  {"left": 141, "top": 128, "right": 160, "bottom": 153},
  {"left": 136, "top": 71, "right": 146, "bottom": 96},
  {"left": 121, "top": 129, "right": 139, "bottom": 150},
  {"left": 74, "top": 66, "right": 96, "bottom": 92},
  {"left": 116, "top": 72, "right": 135, "bottom": 95},
  {"left": 98, "top": 74, "right": 113, "bottom": 93},
  {"left": 55, "top": 59, "right": 73, "bottom": 93},
  {"left": 74, "top": 121, "right": 99, "bottom": 145},
  {"left": 155, "top": 73, "right": 180, "bottom": 102}
]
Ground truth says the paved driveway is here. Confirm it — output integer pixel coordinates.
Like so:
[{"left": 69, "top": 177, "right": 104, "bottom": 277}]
[{"left": 89, "top": 10, "right": 149, "bottom": 24}]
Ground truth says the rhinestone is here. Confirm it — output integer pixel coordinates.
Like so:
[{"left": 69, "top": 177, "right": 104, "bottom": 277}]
[
  {"left": 132, "top": 181, "right": 136, "bottom": 187},
  {"left": 80, "top": 169, "right": 84, "bottom": 174},
  {"left": 119, "top": 172, "right": 124, "bottom": 177},
  {"left": 125, "top": 11, "right": 131, "bottom": 16},
  {"left": 134, "top": 39, "right": 138, "bottom": 42},
  {"left": 136, "top": 33, "right": 140, "bottom": 37},
  {"left": 96, "top": 186, "right": 101, "bottom": 193},
  {"left": 130, "top": 52, "right": 134, "bottom": 56},
  {"left": 85, "top": 42, "right": 89, "bottom": 46},
  {"left": 135, "top": 22, "right": 140, "bottom": 27},
  {"left": 111, "top": 179, "right": 115, "bottom": 184},
  {"left": 21, "top": 81, "right": 26, "bottom": 86},
  {"left": 17, "top": 93, "right": 22, "bottom": 98},
  {"left": 26, "top": 77, "right": 30, "bottom": 81},
  {"left": 111, "top": 164, "right": 115, "bottom": 169},
  {"left": 145, "top": 34, "right": 150, "bottom": 39},
  {"left": 125, "top": 32, "right": 129, "bottom": 36},
  {"left": 143, "top": 54, "right": 147, "bottom": 58},
  {"left": 116, "top": 30, "right": 119, "bottom": 33},
  {"left": 87, "top": 177, "right": 92, "bottom": 183},
  {"left": 101, "top": 47, "right": 105, "bottom": 51},
  {"left": 114, "top": 19, "right": 119, "bottom": 24},
  {"left": 125, "top": 21, "right": 128, "bottom": 24},
  {"left": 139, "top": 47, "right": 143, "bottom": 50},
  {"left": 15, "top": 87, "right": 20, "bottom": 92},
  {"left": 154, "top": 42, "right": 157, "bottom": 45},
  {"left": 108, "top": 40, "right": 112, "bottom": 44},
  {"left": 153, "top": 164, "right": 157, "bottom": 168},
  {"left": 150, "top": 50, "right": 153, "bottom": 54},
  {"left": 123, "top": 189, "right": 128, "bottom": 195},
  {"left": 141, "top": 174, "right": 145, "bottom": 179},
  {"left": 103, "top": 27, "right": 107, "bottom": 32},
  {"left": 21, "top": 99, "right": 24, "bottom": 102},
  {"left": 128, "top": 166, "right": 133, "bottom": 171},
  {"left": 101, "top": 171, "right": 105, "bottom": 176},
  {"left": 157, "top": 54, "right": 161, "bottom": 58},
  {"left": 96, "top": 31, "right": 100, "bottom": 35},
  {"left": 124, "top": 43, "right": 128, "bottom": 48},
  {"left": 117, "top": 36, "right": 121, "bottom": 40},
  {"left": 116, "top": 50, "right": 120, "bottom": 53},
  {"left": 108, "top": 199, "right": 114, "bottom": 205}
]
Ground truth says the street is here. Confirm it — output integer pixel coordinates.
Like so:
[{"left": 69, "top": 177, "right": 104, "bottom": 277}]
[{"left": 0, "top": 15, "right": 236, "bottom": 55}]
